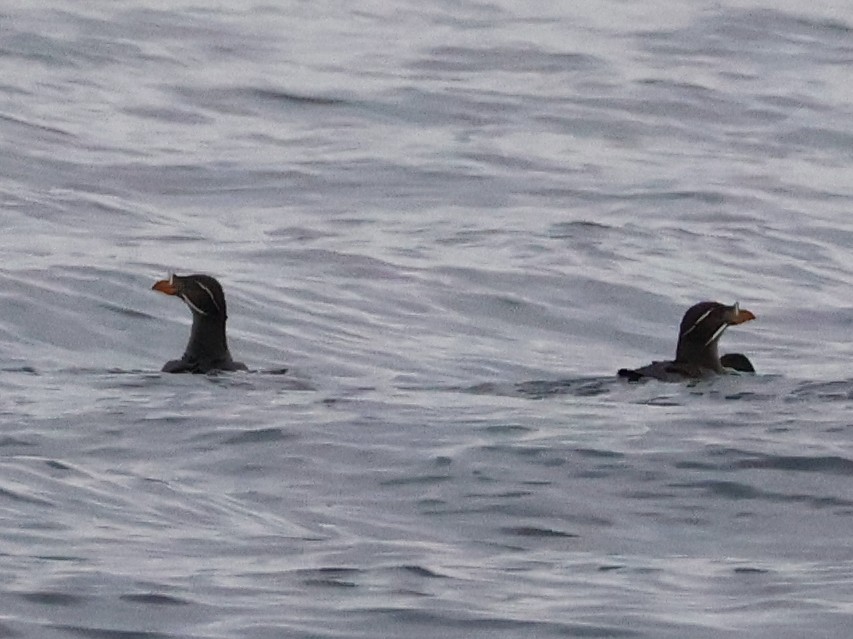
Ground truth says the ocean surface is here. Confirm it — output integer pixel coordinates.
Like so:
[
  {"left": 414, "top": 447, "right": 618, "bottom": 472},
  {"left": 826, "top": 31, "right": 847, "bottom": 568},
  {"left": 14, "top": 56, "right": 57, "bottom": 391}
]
[{"left": 2, "top": 1, "right": 853, "bottom": 637}]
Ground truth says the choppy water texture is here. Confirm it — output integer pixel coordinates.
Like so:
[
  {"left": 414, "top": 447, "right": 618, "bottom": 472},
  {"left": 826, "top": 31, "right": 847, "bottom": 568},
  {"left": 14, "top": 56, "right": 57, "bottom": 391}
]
[{"left": 2, "top": 1, "right": 853, "bottom": 637}]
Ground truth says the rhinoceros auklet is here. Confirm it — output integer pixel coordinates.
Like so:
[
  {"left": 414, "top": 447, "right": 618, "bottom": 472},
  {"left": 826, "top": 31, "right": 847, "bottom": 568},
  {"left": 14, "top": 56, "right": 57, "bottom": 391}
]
[
  {"left": 152, "top": 273, "right": 247, "bottom": 374},
  {"left": 618, "top": 301, "right": 756, "bottom": 382}
]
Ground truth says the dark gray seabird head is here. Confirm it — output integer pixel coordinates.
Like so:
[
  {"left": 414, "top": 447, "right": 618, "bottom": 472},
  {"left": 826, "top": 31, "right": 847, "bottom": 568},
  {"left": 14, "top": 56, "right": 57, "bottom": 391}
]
[
  {"left": 618, "top": 301, "right": 756, "bottom": 382},
  {"left": 152, "top": 273, "right": 247, "bottom": 374},
  {"left": 675, "top": 301, "right": 756, "bottom": 372}
]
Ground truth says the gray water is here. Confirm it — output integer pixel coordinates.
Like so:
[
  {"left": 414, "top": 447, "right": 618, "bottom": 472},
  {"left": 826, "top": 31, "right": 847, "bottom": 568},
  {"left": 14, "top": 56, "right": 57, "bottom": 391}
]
[{"left": 2, "top": 1, "right": 853, "bottom": 637}]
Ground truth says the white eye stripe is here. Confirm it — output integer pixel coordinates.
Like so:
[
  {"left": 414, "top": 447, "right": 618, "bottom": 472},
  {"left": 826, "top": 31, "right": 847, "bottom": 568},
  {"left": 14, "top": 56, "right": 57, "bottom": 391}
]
[
  {"left": 681, "top": 308, "right": 715, "bottom": 338},
  {"left": 180, "top": 293, "right": 208, "bottom": 316},
  {"left": 195, "top": 281, "right": 222, "bottom": 313}
]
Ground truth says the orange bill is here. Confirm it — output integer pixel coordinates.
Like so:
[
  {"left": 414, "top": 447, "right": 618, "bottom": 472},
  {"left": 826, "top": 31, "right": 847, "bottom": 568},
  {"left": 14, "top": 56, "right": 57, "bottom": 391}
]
[
  {"left": 152, "top": 279, "right": 178, "bottom": 295},
  {"left": 730, "top": 308, "right": 756, "bottom": 324}
]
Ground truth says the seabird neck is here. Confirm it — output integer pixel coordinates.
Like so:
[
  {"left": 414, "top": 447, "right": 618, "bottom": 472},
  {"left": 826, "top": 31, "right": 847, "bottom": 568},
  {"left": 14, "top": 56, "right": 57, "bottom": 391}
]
[
  {"left": 676, "top": 337, "right": 723, "bottom": 373},
  {"left": 184, "top": 313, "right": 230, "bottom": 363}
]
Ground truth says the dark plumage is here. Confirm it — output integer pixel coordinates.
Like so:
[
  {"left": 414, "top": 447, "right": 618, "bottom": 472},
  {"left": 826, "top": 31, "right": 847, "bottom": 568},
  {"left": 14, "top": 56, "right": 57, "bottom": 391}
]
[
  {"left": 618, "top": 301, "right": 756, "bottom": 382},
  {"left": 152, "top": 273, "right": 247, "bottom": 374}
]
